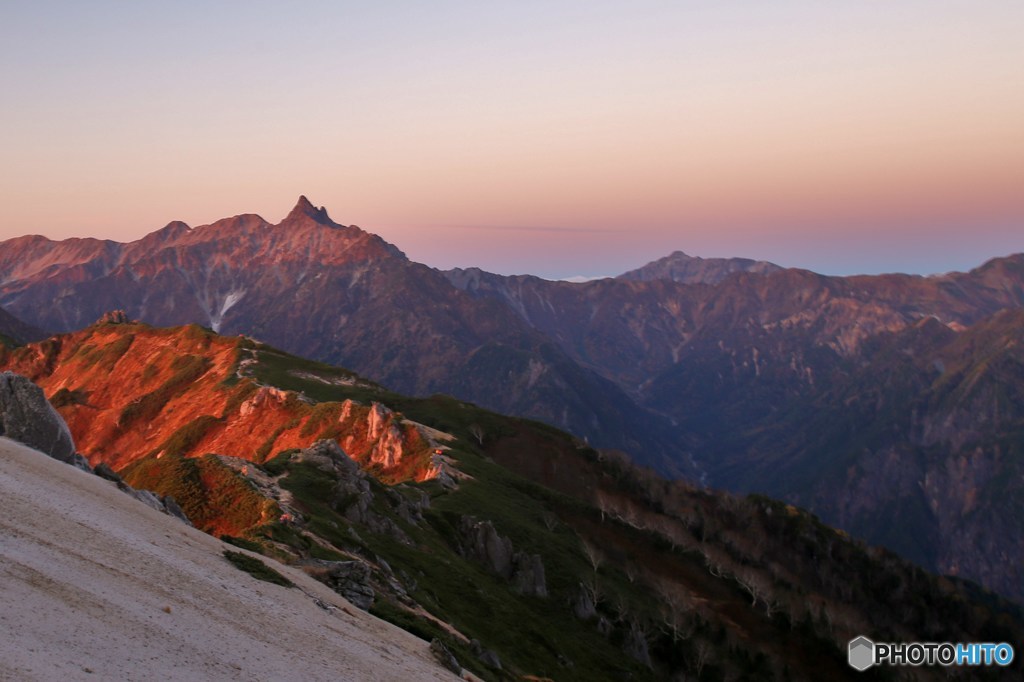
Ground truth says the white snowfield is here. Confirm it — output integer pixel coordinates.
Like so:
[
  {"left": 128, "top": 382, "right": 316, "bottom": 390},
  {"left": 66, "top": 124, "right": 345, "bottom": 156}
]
[{"left": 0, "top": 437, "right": 458, "bottom": 681}]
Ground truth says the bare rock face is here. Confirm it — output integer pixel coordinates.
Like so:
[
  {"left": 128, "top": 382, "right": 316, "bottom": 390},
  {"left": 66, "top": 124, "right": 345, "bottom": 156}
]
[
  {"left": 0, "top": 371, "right": 75, "bottom": 463},
  {"left": 511, "top": 552, "right": 548, "bottom": 598},
  {"left": 459, "top": 515, "right": 547, "bottom": 597},
  {"left": 459, "top": 516, "right": 514, "bottom": 577},
  {"left": 308, "top": 559, "right": 375, "bottom": 610},
  {"left": 366, "top": 402, "right": 391, "bottom": 440},
  {"left": 370, "top": 424, "right": 404, "bottom": 468},
  {"left": 572, "top": 583, "right": 597, "bottom": 620}
]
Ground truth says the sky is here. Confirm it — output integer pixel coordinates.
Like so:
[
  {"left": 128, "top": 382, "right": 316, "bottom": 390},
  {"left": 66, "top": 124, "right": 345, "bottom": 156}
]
[{"left": 1, "top": 1, "right": 1021, "bottom": 279}]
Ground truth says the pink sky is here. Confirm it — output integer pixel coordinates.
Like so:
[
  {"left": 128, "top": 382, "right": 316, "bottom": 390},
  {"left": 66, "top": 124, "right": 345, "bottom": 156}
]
[{"left": 0, "top": 2, "right": 1020, "bottom": 278}]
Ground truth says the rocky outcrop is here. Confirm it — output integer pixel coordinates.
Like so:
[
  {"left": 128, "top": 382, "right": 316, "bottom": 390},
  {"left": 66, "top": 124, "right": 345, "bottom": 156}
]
[
  {"left": 572, "top": 583, "right": 597, "bottom": 620},
  {"left": 238, "top": 386, "right": 289, "bottom": 417},
  {"left": 307, "top": 559, "right": 375, "bottom": 610},
  {"left": 428, "top": 639, "right": 462, "bottom": 676},
  {"left": 122, "top": 487, "right": 193, "bottom": 526},
  {"left": 361, "top": 403, "right": 407, "bottom": 469},
  {"left": 370, "top": 424, "right": 405, "bottom": 468},
  {"left": 511, "top": 553, "right": 548, "bottom": 598},
  {"left": 96, "top": 310, "right": 133, "bottom": 325},
  {"left": 295, "top": 440, "right": 414, "bottom": 543},
  {"left": 458, "top": 515, "right": 547, "bottom": 597},
  {"left": 91, "top": 458, "right": 193, "bottom": 526},
  {"left": 0, "top": 371, "right": 75, "bottom": 463},
  {"left": 425, "top": 452, "right": 457, "bottom": 489}
]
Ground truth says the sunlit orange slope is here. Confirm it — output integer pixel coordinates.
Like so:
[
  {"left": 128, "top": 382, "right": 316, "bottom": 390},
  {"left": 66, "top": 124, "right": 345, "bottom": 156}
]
[{"left": 0, "top": 317, "right": 434, "bottom": 483}]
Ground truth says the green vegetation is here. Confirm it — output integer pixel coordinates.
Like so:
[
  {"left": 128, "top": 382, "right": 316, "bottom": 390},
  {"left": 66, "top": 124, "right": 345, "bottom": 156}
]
[
  {"left": 49, "top": 387, "right": 88, "bottom": 408},
  {"left": 222, "top": 550, "right": 293, "bottom": 587},
  {"left": 75, "top": 333, "right": 135, "bottom": 371},
  {"left": 150, "top": 415, "right": 221, "bottom": 458},
  {"left": 249, "top": 346, "right": 386, "bottom": 405},
  {"left": 121, "top": 453, "right": 276, "bottom": 537},
  {"left": 119, "top": 354, "right": 211, "bottom": 428},
  {"left": 228, "top": 337, "right": 1024, "bottom": 680},
  {"left": 221, "top": 535, "right": 264, "bottom": 552}
]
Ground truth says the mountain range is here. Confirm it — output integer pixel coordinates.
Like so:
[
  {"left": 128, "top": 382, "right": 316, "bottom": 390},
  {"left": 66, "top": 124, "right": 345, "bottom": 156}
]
[
  {"left": 3, "top": 317, "right": 1022, "bottom": 680},
  {"left": 1, "top": 197, "right": 1022, "bottom": 602}
]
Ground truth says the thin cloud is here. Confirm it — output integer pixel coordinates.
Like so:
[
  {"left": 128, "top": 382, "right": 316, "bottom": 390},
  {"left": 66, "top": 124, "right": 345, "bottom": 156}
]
[{"left": 441, "top": 224, "right": 624, "bottom": 234}]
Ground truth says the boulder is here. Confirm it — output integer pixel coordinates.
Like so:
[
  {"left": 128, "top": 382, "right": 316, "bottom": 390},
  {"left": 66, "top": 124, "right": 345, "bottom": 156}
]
[{"left": 0, "top": 372, "right": 76, "bottom": 463}]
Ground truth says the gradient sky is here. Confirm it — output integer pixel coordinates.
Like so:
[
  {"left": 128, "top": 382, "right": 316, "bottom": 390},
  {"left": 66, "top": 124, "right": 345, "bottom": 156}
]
[{"left": 1, "top": 1, "right": 1021, "bottom": 279}]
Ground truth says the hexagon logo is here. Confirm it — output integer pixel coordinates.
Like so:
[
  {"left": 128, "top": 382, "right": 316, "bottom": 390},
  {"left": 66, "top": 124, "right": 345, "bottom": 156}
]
[{"left": 848, "top": 636, "right": 875, "bottom": 671}]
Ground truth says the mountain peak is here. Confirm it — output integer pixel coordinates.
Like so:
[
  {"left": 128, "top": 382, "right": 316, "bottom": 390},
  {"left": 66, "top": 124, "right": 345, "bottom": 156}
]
[
  {"left": 618, "top": 250, "right": 782, "bottom": 285},
  {"left": 285, "top": 195, "right": 333, "bottom": 225}
]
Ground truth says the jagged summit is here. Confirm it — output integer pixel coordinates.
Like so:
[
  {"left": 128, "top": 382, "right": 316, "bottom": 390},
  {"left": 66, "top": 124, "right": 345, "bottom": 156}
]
[
  {"left": 284, "top": 195, "right": 334, "bottom": 226},
  {"left": 96, "top": 310, "right": 133, "bottom": 325}
]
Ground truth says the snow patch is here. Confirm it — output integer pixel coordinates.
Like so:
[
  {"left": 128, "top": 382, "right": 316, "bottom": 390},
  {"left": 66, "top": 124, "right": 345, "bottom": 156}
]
[{"left": 210, "top": 289, "right": 246, "bottom": 333}]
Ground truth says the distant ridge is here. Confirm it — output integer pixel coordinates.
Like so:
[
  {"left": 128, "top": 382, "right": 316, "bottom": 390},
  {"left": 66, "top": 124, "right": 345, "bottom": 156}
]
[{"left": 618, "top": 250, "right": 782, "bottom": 284}]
